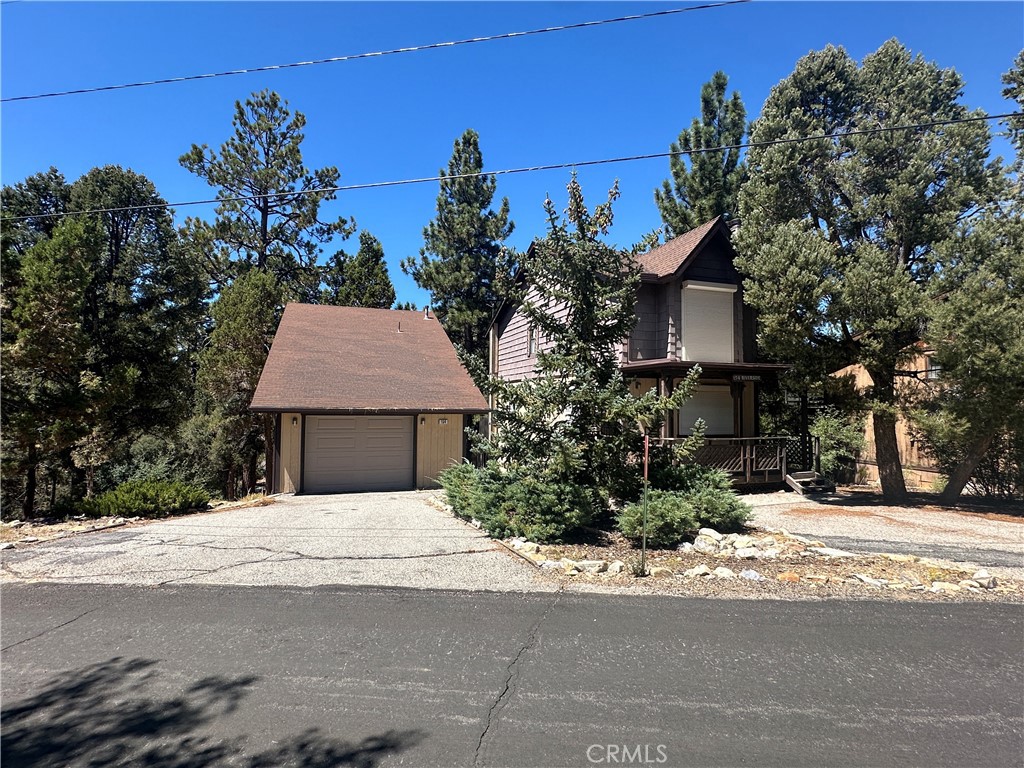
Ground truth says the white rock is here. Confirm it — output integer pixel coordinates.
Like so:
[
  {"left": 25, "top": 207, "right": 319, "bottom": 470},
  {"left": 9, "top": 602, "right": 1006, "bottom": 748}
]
[
  {"left": 684, "top": 564, "right": 714, "bottom": 578},
  {"left": 698, "top": 527, "right": 723, "bottom": 541},
  {"left": 734, "top": 547, "right": 759, "bottom": 560},
  {"left": 518, "top": 542, "right": 540, "bottom": 554},
  {"left": 808, "top": 546, "right": 857, "bottom": 558},
  {"left": 607, "top": 560, "right": 626, "bottom": 575},
  {"left": 470, "top": 519, "right": 482, "bottom": 529},
  {"left": 972, "top": 570, "right": 997, "bottom": 589},
  {"left": 852, "top": 573, "right": 885, "bottom": 587},
  {"left": 693, "top": 536, "right": 719, "bottom": 554},
  {"left": 676, "top": 542, "right": 694, "bottom": 553},
  {"left": 758, "top": 548, "right": 782, "bottom": 559},
  {"left": 577, "top": 560, "right": 608, "bottom": 574},
  {"left": 739, "top": 569, "right": 766, "bottom": 581},
  {"left": 539, "top": 560, "right": 561, "bottom": 570},
  {"left": 713, "top": 566, "right": 736, "bottom": 579},
  {"left": 732, "top": 535, "right": 755, "bottom": 549},
  {"left": 0, "top": 542, "right": 14, "bottom": 550}
]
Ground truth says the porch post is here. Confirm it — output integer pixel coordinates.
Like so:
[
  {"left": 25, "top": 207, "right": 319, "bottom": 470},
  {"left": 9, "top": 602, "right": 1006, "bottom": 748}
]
[
  {"left": 730, "top": 381, "right": 745, "bottom": 438},
  {"left": 659, "top": 374, "right": 669, "bottom": 440}
]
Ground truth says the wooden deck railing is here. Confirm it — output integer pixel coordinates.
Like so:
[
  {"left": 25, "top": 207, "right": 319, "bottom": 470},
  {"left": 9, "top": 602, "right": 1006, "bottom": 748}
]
[{"left": 654, "top": 437, "right": 795, "bottom": 485}]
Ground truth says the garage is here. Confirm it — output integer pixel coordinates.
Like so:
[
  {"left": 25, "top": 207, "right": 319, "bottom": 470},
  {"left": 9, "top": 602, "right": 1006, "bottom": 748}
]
[
  {"left": 250, "top": 304, "right": 489, "bottom": 495},
  {"left": 304, "top": 416, "right": 414, "bottom": 493}
]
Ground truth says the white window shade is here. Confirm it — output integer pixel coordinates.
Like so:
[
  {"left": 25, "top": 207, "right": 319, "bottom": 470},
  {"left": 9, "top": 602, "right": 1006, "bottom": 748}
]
[
  {"left": 681, "top": 283, "right": 735, "bottom": 362},
  {"left": 677, "top": 386, "right": 735, "bottom": 436}
]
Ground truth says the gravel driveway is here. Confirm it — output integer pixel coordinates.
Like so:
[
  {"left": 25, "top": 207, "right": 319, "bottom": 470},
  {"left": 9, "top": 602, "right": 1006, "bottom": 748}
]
[
  {"left": 0, "top": 492, "right": 552, "bottom": 592},
  {"left": 744, "top": 491, "right": 1024, "bottom": 575}
]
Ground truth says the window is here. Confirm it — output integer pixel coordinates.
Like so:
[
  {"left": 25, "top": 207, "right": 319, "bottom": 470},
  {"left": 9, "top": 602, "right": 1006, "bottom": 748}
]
[
  {"left": 925, "top": 355, "right": 941, "bottom": 380},
  {"left": 677, "top": 386, "right": 735, "bottom": 436},
  {"left": 528, "top": 325, "right": 539, "bottom": 357},
  {"left": 680, "top": 282, "right": 736, "bottom": 362}
]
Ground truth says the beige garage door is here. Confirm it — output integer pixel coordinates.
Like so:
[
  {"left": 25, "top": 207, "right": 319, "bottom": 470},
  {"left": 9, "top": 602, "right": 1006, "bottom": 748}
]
[{"left": 304, "top": 415, "right": 414, "bottom": 493}]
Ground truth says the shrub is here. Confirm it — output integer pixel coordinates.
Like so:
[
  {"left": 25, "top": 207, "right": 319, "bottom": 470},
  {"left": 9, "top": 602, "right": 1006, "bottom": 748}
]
[
  {"left": 81, "top": 480, "right": 210, "bottom": 519},
  {"left": 651, "top": 461, "right": 734, "bottom": 495},
  {"left": 617, "top": 491, "right": 698, "bottom": 549},
  {"left": 809, "top": 406, "right": 866, "bottom": 481},
  {"left": 617, "top": 474, "right": 751, "bottom": 547},
  {"left": 440, "top": 462, "right": 599, "bottom": 542}
]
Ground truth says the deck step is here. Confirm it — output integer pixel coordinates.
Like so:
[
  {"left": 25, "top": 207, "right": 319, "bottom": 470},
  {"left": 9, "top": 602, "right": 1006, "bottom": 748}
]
[{"left": 785, "top": 472, "right": 835, "bottom": 495}]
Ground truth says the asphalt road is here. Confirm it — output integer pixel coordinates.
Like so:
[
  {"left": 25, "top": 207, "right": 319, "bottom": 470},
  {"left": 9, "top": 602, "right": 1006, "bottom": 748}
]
[{"left": 2, "top": 583, "right": 1022, "bottom": 768}]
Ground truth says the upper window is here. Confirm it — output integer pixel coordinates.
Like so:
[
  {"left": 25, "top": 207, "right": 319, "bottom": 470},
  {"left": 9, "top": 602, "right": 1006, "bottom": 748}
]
[
  {"left": 925, "top": 355, "right": 942, "bottom": 380},
  {"left": 528, "top": 325, "right": 540, "bottom": 357},
  {"left": 680, "top": 281, "right": 737, "bottom": 363}
]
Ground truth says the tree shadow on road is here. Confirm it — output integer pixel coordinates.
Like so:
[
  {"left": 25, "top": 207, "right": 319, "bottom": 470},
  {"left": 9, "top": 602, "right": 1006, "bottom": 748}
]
[{"left": 1, "top": 657, "right": 425, "bottom": 767}]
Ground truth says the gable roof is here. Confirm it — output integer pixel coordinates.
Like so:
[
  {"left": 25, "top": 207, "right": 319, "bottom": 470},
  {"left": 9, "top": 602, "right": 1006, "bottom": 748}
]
[
  {"left": 635, "top": 216, "right": 729, "bottom": 280},
  {"left": 251, "top": 304, "right": 488, "bottom": 414}
]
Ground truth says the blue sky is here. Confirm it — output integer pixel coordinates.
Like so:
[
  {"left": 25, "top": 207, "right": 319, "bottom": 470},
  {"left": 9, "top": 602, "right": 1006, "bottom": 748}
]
[{"left": 2, "top": 1, "right": 1021, "bottom": 307}]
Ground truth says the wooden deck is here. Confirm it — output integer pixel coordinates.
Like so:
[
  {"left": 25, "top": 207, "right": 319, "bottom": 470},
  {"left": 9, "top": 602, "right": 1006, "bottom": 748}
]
[{"left": 655, "top": 437, "right": 795, "bottom": 488}]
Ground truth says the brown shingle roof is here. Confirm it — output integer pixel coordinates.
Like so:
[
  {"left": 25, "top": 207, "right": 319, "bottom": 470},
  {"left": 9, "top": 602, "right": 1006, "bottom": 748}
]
[
  {"left": 635, "top": 216, "right": 723, "bottom": 278},
  {"left": 251, "top": 304, "right": 488, "bottom": 413}
]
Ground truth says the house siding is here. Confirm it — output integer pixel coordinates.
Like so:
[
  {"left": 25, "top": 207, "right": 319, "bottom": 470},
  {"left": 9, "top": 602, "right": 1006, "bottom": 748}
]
[
  {"left": 415, "top": 412, "right": 463, "bottom": 489},
  {"left": 628, "top": 283, "right": 663, "bottom": 361},
  {"left": 496, "top": 287, "right": 569, "bottom": 382},
  {"left": 278, "top": 412, "right": 302, "bottom": 493}
]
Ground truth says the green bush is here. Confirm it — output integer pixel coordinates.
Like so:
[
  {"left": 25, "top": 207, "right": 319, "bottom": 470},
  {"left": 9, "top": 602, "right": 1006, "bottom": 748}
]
[
  {"left": 650, "top": 461, "right": 734, "bottom": 495},
  {"left": 440, "top": 463, "right": 598, "bottom": 542},
  {"left": 617, "top": 491, "right": 699, "bottom": 548},
  {"left": 809, "top": 406, "right": 866, "bottom": 481},
  {"left": 81, "top": 480, "right": 210, "bottom": 519},
  {"left": 617, "top": 479, "right": 751, "bottom": 548}
]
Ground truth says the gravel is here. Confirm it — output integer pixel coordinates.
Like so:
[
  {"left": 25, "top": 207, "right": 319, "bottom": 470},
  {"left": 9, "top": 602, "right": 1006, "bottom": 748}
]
[
  {"left": 0, "top": 492, "right": 554, "bottom": 592},
  {"left": 743, "top": 491, "right": 1024, "bottom": 578}
]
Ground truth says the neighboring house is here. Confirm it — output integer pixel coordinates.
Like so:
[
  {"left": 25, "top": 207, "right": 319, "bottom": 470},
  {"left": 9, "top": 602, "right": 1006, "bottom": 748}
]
[
  {"left": 834, "top": 346, "right": 942, "bottom": 488},
  {"left": 489, "top": 217, "right": 791, "bottom": 484},
  {"left": 251, "top": 304, "right": 488, "bottom": 494}
]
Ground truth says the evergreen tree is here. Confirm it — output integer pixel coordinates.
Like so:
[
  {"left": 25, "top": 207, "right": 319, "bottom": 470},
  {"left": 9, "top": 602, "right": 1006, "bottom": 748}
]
[
  {"left": 180, "top": 89, "right": 353, "bottom": 303},
  {"left": 654, "top": 71, "right": 746, "bottom": 237},
  {"left": 915, "top": 205, "right": 1024, "bottom": 501},
  {"left": 489, "top": 175, "right": 697, "bottom": 500},
  {"left": 320, "top": 231, "right": 396, "bottom": 308},
  {"left": 402, "top": 129, "right": 514, "bottom": 374},
  {"left": 735, "top": 40, "right": 996, "bottom": 502},
  {"left": 198, "top": 270, "right": 282, "bottom": 498},
  {"left": 2, "top": 218, "right": 98, "bottom": 515}
]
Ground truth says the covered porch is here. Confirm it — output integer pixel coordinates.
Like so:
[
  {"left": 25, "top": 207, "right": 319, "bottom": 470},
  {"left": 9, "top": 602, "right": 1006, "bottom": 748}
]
[{"left": 623, "top": 359, "right": 792, "bottom": 487}]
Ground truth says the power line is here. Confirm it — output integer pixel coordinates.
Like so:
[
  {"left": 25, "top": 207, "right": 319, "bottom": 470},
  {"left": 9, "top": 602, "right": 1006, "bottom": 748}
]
[
  {"left": 2, "top": 112, "right": 1016, "bottom": 224},
  {"left": 1, "top": 1, "right": 750, "bottom": 103}
]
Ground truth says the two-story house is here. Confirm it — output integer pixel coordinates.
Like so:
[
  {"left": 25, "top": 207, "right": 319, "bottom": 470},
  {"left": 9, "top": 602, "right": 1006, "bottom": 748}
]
[{"left": 489, "top": 217, "right": 790, "bottom": 483}]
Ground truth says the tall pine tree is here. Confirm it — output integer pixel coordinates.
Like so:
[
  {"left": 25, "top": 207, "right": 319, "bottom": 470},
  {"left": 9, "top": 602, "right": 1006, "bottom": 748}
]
[
  {"left": 402, "top": 129, "right": 514, "bottom": 375},
  {"left": 654, "top": 71, "right": 746, "bottom": 237},
  {"left": 735, "top": 40, "right": 996, "bottom": 502}
]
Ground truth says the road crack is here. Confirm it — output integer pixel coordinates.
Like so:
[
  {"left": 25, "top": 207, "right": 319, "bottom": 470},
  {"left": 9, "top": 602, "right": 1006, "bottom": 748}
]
[
  {"left": 474, "top": 587, "right": 563, "bottom": 766},
  {"left": 2, "top": 607, "right": 101, "bottom": 652}
]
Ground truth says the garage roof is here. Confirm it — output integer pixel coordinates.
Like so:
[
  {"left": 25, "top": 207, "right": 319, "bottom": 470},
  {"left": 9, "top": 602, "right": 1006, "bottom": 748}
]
[{"left": 251, "top": 304, "right": 489, "bottom": 414}]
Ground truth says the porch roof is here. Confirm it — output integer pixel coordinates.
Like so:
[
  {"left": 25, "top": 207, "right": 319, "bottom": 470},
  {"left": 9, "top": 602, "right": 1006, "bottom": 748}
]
[{"left": 620, "top": 359, "right": 789, "bottom": 379}]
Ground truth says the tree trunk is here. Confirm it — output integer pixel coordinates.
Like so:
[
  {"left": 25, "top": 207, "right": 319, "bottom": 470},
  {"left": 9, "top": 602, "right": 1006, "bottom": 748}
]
[
  {"left": 938, "top": 432, "right": 995, "bottom": 505},
  {"left": 242, "top": 451, "right": 258, "bottom": 496},
  {"left": 225, "top": 468, "right": 237, "bottom": 501},
  {"left": 264, "top": 414, "right": 275, "bottom": 496},
  {"left": 22, "top": 442, "right": 38, "bottom": 519},
  {"left": 872, "top": 409, "right": 908, "bottom": 502}
]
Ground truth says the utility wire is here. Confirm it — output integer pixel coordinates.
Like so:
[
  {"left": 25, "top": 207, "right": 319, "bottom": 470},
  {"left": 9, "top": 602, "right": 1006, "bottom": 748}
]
[
  {"left": 2, "top": 1, "right": 750, "bottom": 103},
  {"left": 1, "top": 112, "right": 1017, "bottom": 224}
]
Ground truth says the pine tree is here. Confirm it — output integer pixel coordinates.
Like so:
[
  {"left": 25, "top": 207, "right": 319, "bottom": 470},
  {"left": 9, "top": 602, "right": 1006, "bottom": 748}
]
[
  {"left": 490, "top": 174, "right": 697, "bottom": 500},
  {"left": 198, "top": 270, "right": 282, "bottom": 498},
  {"left": 654, "top": 71, "right": 746, "bottom": 237},
  {"left": 321, "top": 231, "right": 396, "bottom": 308},
  {"left": 402, "top": 129, "right": 514, "bottom": 374},
  {"left": 180, "top": 89, "right": 353, "bottom": 303},
  {"left": 735, "top": 40, "right": 996, "bottom": 502}
]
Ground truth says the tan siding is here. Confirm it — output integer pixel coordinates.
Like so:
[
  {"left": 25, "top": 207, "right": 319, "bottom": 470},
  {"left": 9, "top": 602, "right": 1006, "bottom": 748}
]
[
  {"left": 416, "top": 413, "right": 463, "bottom": 489},
  {"left": 834, "top": 354, "right": 942, "bottom": 487},
  {"left": 278, "top": 412, "right": 302, "bottom": 493}
]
